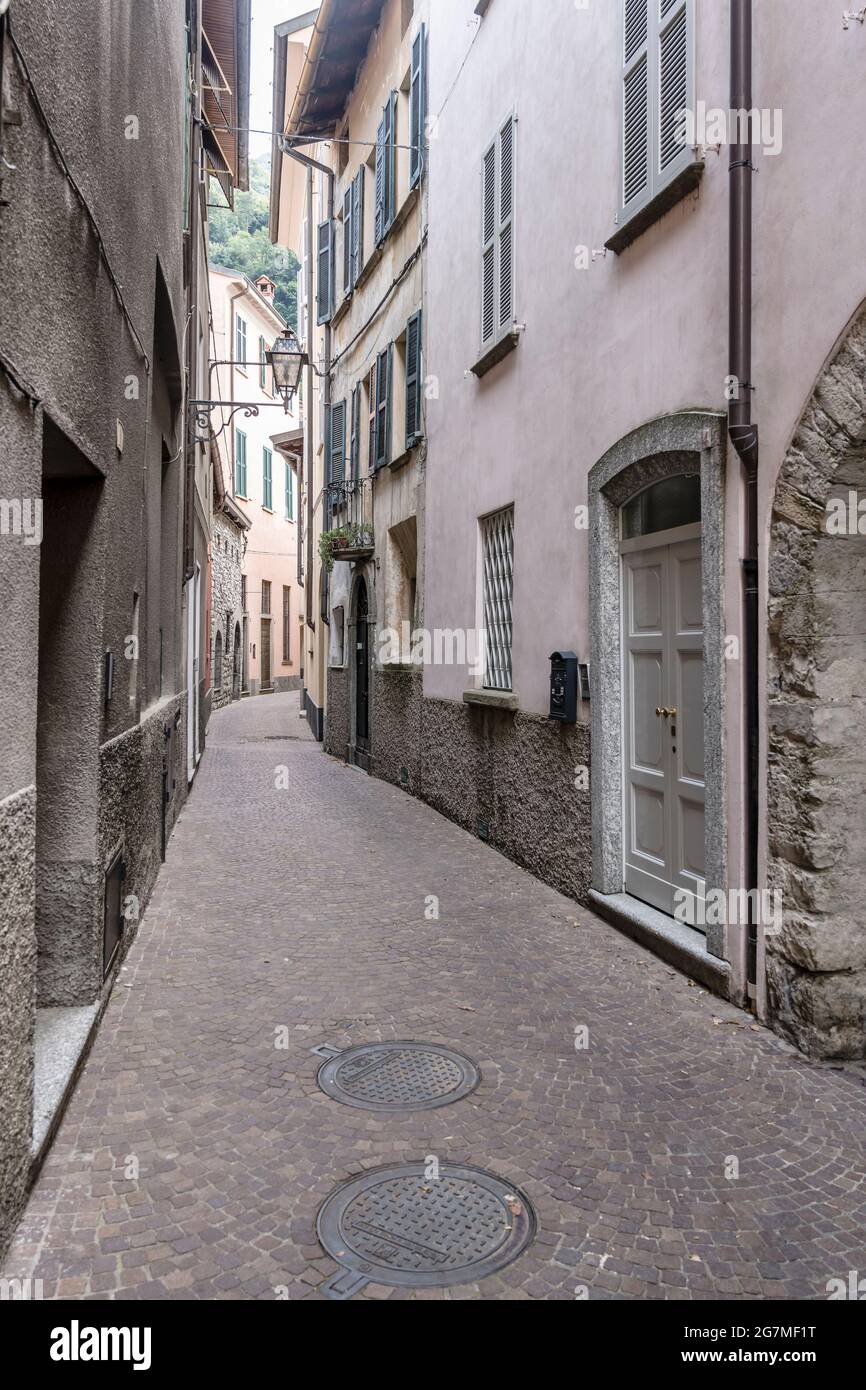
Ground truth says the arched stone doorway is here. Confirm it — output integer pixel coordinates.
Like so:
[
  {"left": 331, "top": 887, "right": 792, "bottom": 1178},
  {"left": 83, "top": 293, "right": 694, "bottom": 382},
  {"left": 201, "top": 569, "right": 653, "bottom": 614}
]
[{"left": 767, "top": 305, "right": 866, "bottom": 1059}]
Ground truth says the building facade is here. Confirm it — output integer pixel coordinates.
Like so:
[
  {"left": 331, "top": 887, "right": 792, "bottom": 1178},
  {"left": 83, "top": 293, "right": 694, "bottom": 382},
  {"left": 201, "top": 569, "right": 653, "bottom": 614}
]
[
  {"left": 209, "top": 268, "right": 301, "bottom": 697},
  {"left": 418, "top": 0, "right": 866, "bottom": 1058},
  {"left": 270, "top": 0, "right": 428, "bottom": 772},
  {"left": 273, "top": 0, "right": 866, "bottom": 1059},
  {"left": 0, "top": 0, "right": 249, "bottom": 1260}
]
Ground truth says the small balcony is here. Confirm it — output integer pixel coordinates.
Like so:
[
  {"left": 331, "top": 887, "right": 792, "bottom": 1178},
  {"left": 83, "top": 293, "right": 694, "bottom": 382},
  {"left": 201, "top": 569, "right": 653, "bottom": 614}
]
[{"left": 323, "top": 478, "right": 374, "bottom": 565}]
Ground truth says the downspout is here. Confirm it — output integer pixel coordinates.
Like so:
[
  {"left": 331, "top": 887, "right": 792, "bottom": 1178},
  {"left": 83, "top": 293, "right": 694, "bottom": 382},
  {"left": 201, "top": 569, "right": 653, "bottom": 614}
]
[{"left": 728, "top": 0, "right": 760, "bottom": 999}]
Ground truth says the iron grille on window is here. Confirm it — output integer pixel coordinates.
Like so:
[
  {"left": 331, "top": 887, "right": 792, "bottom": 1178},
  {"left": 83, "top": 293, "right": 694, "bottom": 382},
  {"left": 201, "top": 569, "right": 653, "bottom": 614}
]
[{"left": 482, "top": 506, "right": 514, "bottom": 691}]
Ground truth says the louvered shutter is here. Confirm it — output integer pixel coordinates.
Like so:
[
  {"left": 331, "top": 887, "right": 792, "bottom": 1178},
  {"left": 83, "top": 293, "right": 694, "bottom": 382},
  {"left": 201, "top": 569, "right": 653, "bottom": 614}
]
[
  {"left": 375, "top": 346, "right": 391, "bottom": 470},
  {"left": 343, "top": 189, "right": 353, "bottom": 295},
  {"left": 481, "top": 140, "right": 497, "bottom": 348},
  {"left": 351, "top": 167, "right": 364, "bottom": 287},
  {"left": 405, "top": 311, "right": 422, "bottom": 448},
  {"left": 410, "top": 24, "right": 427, "bottom": 188},
  {"left": 618, "top": 0, "right": 693, "bottom": 227},
  {"left": 374, "top": 113, "right": 386, "bottom": 243},
  {"left": 498, "top": 114, "right": 515, "bottom": 331},
  {"left": 622, "top": 0, "right": 650, "bottom": 212},
  {"left": 384, "top": 93, "right": 397, "bottom": 229},
  {"left": 367, "top": 359, "right": 377, "bottom": 470},
  {"left": 657, "top": 0, "right": 689, "bottom": 177},
  {"left": 329, "top": 401, "right": 346, "bottom": 485},
  {"left": 316, "top": 219, "right": 333, "bottom": 323},
  {"left": 350, "top": 384, "right": 361, "bottom": 480}
]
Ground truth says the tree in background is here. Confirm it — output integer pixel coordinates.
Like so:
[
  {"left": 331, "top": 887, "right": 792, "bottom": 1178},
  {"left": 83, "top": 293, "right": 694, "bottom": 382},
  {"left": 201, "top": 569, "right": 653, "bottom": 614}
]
[{"left": 209, "top": 157, "right": 300, "bottom": 328}]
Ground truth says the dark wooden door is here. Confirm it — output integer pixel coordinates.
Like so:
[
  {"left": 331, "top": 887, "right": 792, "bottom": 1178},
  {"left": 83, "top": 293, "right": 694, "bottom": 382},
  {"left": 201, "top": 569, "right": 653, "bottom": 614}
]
[{"left": 355, "top": 579, "right": 370, "bottom": 749}]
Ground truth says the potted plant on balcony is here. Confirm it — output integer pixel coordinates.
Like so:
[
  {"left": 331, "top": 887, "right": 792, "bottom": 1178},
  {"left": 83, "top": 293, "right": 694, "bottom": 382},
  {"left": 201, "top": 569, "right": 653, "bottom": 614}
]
[{"left": 319, "top": 523, "right": 375, "bottom": 573}]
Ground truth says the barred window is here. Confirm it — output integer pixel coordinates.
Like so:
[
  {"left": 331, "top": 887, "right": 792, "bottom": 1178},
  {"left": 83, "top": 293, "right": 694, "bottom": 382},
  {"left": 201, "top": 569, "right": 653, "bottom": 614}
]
[{"left": 481, "top": 506, "right": 514, "bottom": 691}]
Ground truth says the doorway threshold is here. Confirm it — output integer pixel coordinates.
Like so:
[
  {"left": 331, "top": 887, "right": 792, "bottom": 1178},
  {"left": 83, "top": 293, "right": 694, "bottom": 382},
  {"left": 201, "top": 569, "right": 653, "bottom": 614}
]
[
  {"left": 31, "top": 1004, "right": 99, "bottom": 1172},
  {"left": 587, "top": 891, "right": 731, "bottom": 998}
]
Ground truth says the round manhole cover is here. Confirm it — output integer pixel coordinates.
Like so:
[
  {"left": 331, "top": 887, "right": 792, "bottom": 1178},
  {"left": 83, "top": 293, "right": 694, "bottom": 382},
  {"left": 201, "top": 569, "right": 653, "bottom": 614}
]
[
  {"left": 318, "top": 1162, "right": 536, "bottom": 1296},
  {"left": 317, "top": 1041, "right": 480, "bottom": 1112}
]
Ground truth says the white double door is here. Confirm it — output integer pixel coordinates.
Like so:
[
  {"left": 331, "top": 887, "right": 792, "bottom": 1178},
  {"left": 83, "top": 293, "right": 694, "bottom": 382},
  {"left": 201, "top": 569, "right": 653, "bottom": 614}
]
[{"left": 621, "top": 525, "right": 706, "bottom": 919}]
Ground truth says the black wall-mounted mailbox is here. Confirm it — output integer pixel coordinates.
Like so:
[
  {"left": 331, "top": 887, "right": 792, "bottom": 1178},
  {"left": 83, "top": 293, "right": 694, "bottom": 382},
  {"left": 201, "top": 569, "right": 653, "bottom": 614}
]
[{"left": 549, "top": 651, "right": 578, "bottom": 723}]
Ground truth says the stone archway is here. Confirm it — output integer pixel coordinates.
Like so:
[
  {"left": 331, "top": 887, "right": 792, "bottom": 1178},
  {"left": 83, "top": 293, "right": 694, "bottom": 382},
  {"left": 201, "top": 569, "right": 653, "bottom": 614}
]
[{"left": 767, "top": 305, "right": 866, "bottom": 1059}]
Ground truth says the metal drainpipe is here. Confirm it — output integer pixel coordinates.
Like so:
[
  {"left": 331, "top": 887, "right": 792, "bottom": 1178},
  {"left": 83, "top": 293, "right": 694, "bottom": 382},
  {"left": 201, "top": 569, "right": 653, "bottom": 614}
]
[
  {"left": 279, "top": 138, "right": 334, "bottom": 629},
  {"left": 728, "top": 0, "right": 760, "bottom": 999}
]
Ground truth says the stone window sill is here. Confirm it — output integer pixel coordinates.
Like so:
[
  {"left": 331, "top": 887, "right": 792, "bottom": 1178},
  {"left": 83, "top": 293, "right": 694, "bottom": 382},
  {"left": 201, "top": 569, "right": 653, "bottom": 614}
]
[
  {"left": 463, "top": 687, "right": 519, "bottom": 712},
  {"left": 471, "top": 329, "right": 520, "bottom": 380},
  {"left": 605, "top": 158, "right": 706, "bottom": 255}
]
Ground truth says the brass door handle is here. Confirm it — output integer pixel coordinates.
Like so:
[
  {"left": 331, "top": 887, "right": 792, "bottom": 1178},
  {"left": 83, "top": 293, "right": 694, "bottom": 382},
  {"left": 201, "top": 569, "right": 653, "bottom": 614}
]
[{"left": 656, "top": 707, "right": 671, "bottom": 718}]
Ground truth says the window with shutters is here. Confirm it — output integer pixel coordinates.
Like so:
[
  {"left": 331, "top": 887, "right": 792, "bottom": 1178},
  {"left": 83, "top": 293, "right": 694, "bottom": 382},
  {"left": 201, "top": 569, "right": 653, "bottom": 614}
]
[
  {"left": 263, "top": 446, "right": 273, "bottom": 510},
  {"left": 235, "top": 429, "right": 247, "bottom": 497},
  {"left": 261, "top": 580, "right": 271, "bottom": 616},
  {"left": 316, "top": 219, "right": 333, "bottom": 323},
  {"left": 285, "top": 461, "right": 294, "bottom": 521},
  {"left": 328, "top": 400, "right": 347, "bottom": 485},
  {"left": 405, "top": 311, "right": 423, "bottom": 450},
  {"left": 613, "top": 0, "right": 696, "bottom": 247},
  {"left": 235, "top": 314, "right": 248, "bottom": 372},
  {"left": 480, "top": 112, "right": 516, "bottom": 353},
  {"left": 373, "top": 346, "right": 392, "bottom": 470},
  {"left": 481, "top": 507, "right": 515, "bottom": 692},
  {"left": 375, "top": 93, "right": 398, "bottom": 245},
  {"left": 409, "top": 25, "right": 427, "bottom": 189}
]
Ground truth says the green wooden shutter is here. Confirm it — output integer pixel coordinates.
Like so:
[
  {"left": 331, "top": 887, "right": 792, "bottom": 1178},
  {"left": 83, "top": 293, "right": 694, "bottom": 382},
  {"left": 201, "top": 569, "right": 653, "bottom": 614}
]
[
  {"left": 351, "top": 167, "right": 365, "bottom": 286},
  {"left": 367, "top": 359, "right": 378, "bottom": 470},
  {"left": 285, "top": 461, "right": 294, "bottom": 520},
  {"left": 236, "top": 429, "right": 247, "bottom": 496},
  {"left": 375, "top": 346, "right": 391, "bottom": 470},
  {"left": 329, "top": 401, "right": 346, "bottom": 484},
  {"left": 410, "top": 24, "right": 427, "bottom": 188},
  {"left": 405, "top": 311, "right": 422, "bottom": 448},
  {"left": 316, "top": 219, "right": 333, "bottom": 323},
  {"left": 343, "top": 188, "right": 353, "bottom": 294},
  {"left": 350, "top": 383, "right": 361, "bottom": 480},
  {"left": 263, "top": 446, "right": 273, "bottom": 509},
  {"left": 259, "top": 336, "right": 267, "bottom": 390},
  {"left": 374, "top": 114, "right": 386, "bottom": 243}
]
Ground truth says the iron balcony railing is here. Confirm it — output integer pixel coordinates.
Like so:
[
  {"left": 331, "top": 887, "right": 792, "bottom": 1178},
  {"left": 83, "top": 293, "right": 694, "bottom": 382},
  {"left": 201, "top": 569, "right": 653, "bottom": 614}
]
[{"left": 324, "top": 477, "right": 374, "bottom": 560}]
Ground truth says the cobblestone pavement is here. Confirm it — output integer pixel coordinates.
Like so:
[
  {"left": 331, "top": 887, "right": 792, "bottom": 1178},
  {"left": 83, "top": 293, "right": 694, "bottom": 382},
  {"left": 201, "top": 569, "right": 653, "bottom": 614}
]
[{"left": 4, "top": 693, "right": 866, "bottom": 1301}]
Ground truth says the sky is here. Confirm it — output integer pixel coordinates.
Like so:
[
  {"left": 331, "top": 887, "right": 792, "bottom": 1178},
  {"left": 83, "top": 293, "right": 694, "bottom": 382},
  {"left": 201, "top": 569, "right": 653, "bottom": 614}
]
[{"left": 249, "top": 0, "right": 317, "bottom": 160}]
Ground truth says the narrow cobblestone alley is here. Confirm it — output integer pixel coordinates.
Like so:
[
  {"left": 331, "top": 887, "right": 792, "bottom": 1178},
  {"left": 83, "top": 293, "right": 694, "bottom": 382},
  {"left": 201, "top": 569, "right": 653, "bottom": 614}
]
[{"left": 4, "top": 694, "right": 866, "bottom": 1301}]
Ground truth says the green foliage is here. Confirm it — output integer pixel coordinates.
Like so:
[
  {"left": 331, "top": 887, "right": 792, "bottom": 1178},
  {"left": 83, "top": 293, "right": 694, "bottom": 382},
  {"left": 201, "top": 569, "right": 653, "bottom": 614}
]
[{"left": 209, "top": 156, "right": 299, "bottom": 328}]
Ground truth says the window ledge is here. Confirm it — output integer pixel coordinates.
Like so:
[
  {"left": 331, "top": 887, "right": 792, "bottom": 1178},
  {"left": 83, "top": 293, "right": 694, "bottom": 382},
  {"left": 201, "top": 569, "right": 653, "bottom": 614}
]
[
  {"left": 605, "top": 158, "right": 706, "bottom": 255},
  {"left": 471, "top": 329, "right": 520, "bottom": 380},
  {"left": 332, "top": 294, "right": 352, "bottom": 329},
  {"left": 463, "top": 687, "right": 519, "bottom": 712},
  {"left": 389, "top": 439, "right": 423, "bottom": 473},
  {"left": 382, "top": 662, "right": 419, "bottom": 675}
]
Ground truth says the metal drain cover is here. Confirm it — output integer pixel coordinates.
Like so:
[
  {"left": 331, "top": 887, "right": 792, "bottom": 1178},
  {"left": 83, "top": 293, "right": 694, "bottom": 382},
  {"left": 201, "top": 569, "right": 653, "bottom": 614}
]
[
  {"left": 316, "top": 1041, "right": 480, "bottom": 1112},
  {"left": 318, "top": 1162, "right": 536, "bottom": 1299}
]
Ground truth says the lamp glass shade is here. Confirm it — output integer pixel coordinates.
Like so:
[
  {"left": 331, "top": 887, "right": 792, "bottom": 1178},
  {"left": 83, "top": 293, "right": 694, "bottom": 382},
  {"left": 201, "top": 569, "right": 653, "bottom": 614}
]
[{"left": 266, "top": 332, "right": 305, "bottom": 397}]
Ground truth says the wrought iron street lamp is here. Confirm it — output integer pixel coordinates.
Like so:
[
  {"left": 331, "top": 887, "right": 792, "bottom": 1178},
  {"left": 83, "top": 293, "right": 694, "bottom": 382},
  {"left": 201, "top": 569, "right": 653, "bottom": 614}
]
[
  {"left": 267, "top": 329, "right": 307, "bottom": 412},
  {"left": 189, "top": 331, "right": 312, "bottom": 444}
]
